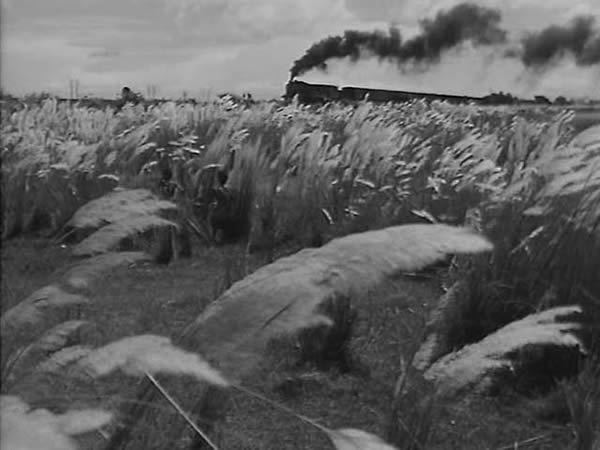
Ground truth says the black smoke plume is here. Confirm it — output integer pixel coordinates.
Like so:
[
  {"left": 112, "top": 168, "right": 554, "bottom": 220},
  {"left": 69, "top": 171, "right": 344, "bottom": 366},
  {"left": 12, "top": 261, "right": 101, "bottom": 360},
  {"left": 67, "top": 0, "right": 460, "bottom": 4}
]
[
  {"left": 516, "top": 15, "right": 600, "bottom": 68},
  {"left": 290, "top": 2, "right": 507, "bottom": 79}
]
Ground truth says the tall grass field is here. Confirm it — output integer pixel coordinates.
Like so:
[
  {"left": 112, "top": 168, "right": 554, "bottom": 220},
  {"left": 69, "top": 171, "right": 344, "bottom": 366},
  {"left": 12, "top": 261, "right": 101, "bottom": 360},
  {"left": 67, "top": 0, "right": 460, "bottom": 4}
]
[{"left": 1, "top": 96, "right": 599, "bottom": 450}]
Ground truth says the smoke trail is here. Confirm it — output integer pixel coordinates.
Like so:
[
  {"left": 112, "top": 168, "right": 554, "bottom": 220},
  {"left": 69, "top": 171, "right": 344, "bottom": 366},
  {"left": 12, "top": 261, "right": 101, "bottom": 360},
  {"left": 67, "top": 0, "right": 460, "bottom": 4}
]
[
  {"left": 290, "top": 2, "right": 507, "bottom": 79},
  {"left": 516, "top": 15, "right": 600, "bottom": 68},
  {"left": 287, "top": 27, "right": 404, "bottom": 80}
]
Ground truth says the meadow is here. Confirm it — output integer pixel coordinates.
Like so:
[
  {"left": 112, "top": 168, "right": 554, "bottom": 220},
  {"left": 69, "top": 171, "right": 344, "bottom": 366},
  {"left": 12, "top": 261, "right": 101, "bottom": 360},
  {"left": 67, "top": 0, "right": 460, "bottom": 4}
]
[{"left": 1, "top": 95, "right": 599, "bottom": 450}]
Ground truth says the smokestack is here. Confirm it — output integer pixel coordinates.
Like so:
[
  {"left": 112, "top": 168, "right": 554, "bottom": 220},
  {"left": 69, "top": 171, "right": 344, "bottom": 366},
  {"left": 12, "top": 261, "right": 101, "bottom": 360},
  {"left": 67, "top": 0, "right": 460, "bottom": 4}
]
[
  {"left": 290, "top": 2, "right": 507, "bottom": 79},
  {"left": 514, "top": 15, "right": 600, "bottom": 68}
]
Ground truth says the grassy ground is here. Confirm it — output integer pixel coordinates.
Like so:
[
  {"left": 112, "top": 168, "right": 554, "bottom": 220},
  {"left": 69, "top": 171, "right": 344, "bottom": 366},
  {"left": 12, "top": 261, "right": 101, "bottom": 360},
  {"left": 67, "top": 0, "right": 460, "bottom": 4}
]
[{"left": 1, "top": 236, "right": 576, "bottom": 450}]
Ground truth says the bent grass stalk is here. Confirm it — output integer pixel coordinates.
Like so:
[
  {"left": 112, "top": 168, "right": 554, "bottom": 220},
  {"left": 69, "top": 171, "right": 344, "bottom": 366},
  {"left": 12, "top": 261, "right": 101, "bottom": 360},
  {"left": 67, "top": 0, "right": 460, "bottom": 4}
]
[{"left": 146, "top": 372, "right": 219, "bottom": 450}]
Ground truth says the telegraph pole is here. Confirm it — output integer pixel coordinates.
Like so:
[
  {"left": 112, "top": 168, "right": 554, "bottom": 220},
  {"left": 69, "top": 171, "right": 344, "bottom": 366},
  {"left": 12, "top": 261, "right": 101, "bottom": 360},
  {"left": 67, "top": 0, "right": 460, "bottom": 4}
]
[
  {"left": 147, "top": 85, "right": 159, "bottom": 99},
  {"left": 69, "top": 79, "right": 80, "bottom": 99}
]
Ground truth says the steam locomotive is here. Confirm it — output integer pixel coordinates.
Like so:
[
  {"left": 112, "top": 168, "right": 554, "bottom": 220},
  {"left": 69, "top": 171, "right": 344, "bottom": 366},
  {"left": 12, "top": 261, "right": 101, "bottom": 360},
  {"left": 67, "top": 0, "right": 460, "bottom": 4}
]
[{"left": 284, "top": 79, "right": 552, "bottom": 106}]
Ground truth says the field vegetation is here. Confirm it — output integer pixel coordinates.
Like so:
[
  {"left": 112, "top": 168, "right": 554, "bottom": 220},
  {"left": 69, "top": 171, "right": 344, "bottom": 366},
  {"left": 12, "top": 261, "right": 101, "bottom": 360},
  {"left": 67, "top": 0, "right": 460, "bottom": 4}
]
[{"left": 1, "top": 95, "right": 599, "bottom": 450}]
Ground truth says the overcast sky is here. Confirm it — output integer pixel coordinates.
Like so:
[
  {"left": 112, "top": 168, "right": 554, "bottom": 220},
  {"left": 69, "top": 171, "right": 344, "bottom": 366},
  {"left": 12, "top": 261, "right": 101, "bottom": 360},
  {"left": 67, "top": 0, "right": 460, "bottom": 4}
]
[{"left": 2, "top": 0, "right": 599, "bottom": 99}]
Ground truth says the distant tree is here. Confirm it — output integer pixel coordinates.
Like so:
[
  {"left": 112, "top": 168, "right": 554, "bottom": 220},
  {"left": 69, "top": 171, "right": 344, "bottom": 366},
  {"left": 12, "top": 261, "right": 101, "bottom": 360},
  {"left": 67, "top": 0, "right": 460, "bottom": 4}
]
[{"left": 554, "top": 96, "right": 569, "bottom": 105}]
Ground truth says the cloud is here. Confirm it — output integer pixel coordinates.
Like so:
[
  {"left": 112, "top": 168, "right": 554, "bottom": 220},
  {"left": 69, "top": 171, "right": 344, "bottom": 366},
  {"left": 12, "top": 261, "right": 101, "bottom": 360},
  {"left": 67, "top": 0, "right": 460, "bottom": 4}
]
[
  {"left": 164, "top": 0, "right": 353, "bottom": 38},
  {"left": 88, "top": 49, "right": 121, "bottom": 59},
  {"left": 1, "top": 34, "right": 90, "bottom": 94},
  {"left": 2, "top": 0, "right": 359, "bottom": 97},
  {"left": 346, "top": 0, "right": 600, "bottom": 31},
  {"left": 1, "top": 0, "right": 599, "bottom": 98},
  {"left": 79, "top": 36, "right": 309, "bottom": 99}
]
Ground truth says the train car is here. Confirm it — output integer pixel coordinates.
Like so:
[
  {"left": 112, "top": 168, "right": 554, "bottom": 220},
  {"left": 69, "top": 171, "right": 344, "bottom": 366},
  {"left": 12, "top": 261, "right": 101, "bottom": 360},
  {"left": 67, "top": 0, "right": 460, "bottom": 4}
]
[
  {"left": 370, "top": 89, "right": 415, "bottom": 103},
  {"left": 418, "top": 92, "right": 483, "bottom": 104},
  {"left": 339, "top": 86, "right": 371, "bottom": 102},
  {"left": 342, "top": 87, "right": 417, "bottom": 103},
  {"left": 284, "top": 80, "right": 557, "bottom": 106},
  {"left": 337, "top": 85, "right": 483, "bottom": 105}
]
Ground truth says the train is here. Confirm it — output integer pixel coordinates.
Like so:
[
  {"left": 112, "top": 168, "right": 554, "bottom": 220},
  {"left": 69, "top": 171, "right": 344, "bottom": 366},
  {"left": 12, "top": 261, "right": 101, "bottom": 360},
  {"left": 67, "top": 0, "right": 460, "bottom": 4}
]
[{"left": 284, "top": 79, "right": 554, "bottom": 106}]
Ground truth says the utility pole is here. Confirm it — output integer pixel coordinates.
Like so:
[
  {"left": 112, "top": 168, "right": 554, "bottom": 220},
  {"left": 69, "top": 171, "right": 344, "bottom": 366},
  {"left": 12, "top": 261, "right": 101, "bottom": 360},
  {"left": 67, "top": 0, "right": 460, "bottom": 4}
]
[{"left": 69, "top": 79, "right": 80, "bottom": 99}]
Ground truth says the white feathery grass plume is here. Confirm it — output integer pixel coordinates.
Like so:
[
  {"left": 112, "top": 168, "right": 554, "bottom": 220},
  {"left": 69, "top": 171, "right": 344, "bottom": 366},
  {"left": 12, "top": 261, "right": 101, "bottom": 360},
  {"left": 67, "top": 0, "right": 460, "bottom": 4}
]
[
  {"left": 34, "top": 320, "right": 89, "bottom": 353},
  {"left": 72, "top": 215, "right": 177, "bottom": 256},
  {"left": 519, "top": 125, "right": 600, "bottom": 234},
  {"left": 67, "top": 188, "right": 176, "bottom": 229},
  {"left": 0, "top": 285, "right": 88, "bottom": 334},
  {"left": 424, "top": 305, "right": 586, "bottom": 398},
  {"left": 36, "top": 345, "right": 94, "bottom": 374},
  {"left": 1, "top": 253, "right": 149, "bottom": 332},
  {"left": 62, "top": 251, "right": 152, "bottom": 290},
  {"left": 0, "top": 395, "right": 112, "bottom": 450},
  {"left": 571, "top": 124, "right": 600, "bottom": 151},
  {"left": 183, "top": 224, "right": 493, "bottom": 379},
  {"left": 51, "top": 409, "right": 113, "bottom": 435},
  {"left": 79, "top": 335, "right": 228, "bottom": 386},
  {"left": 4, "top": 321, "right": 89, "bottom": 381},
  {"left": 327, "top": 428, "right": 398, "bottom": 450}
]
